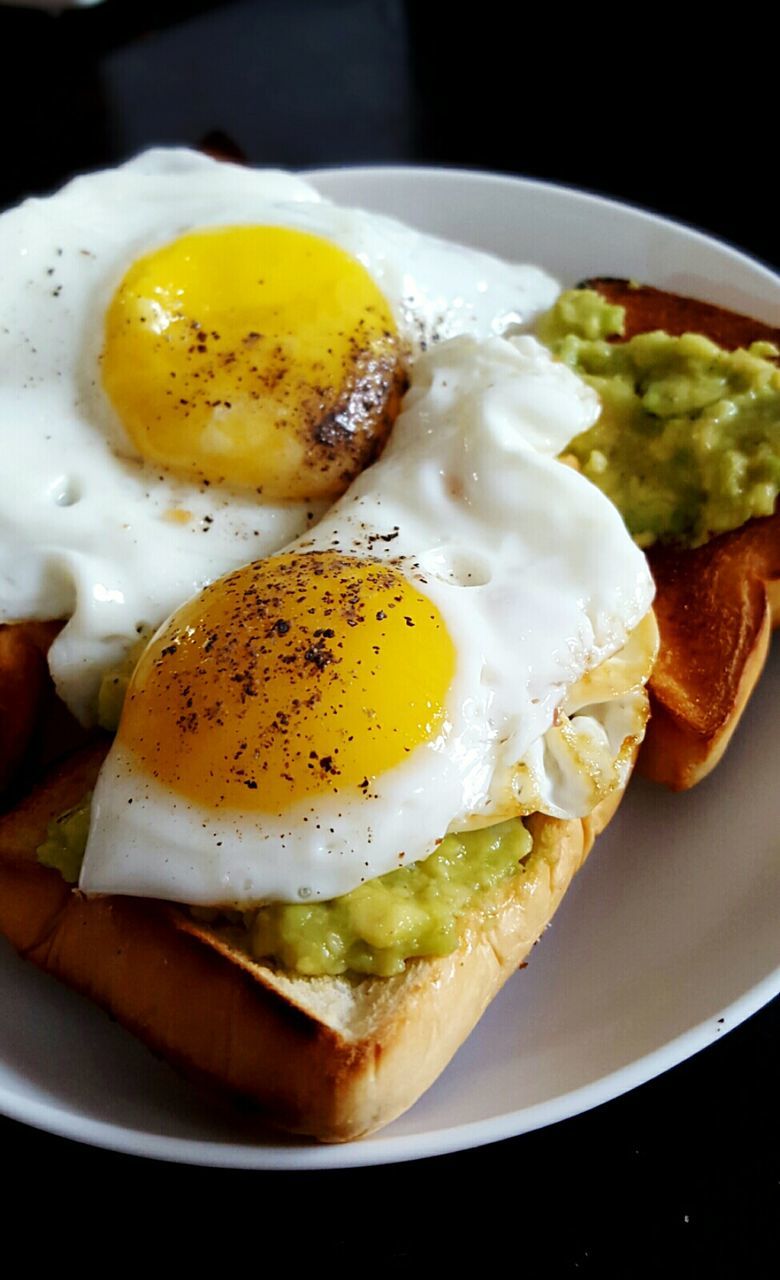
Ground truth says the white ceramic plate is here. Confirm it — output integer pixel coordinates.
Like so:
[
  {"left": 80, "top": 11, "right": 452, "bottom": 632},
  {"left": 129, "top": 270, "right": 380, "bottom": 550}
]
[{"left": 1, "top": 167, "right": 778, "bottom": 1169}]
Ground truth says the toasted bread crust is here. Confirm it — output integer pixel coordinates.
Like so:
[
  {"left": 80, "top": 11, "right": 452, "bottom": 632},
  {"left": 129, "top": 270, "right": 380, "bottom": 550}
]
[
  {"left": 0, "top": 743, "right": 626, "bottom": 1141},
  {"left": 0, "top": 622, "right": 59, "bottom": 797},
  {"left": 580, "top": 278, "right": 780, "bottom": 353},
  {"left": 0, "top": 621, "right": 97, "bottom": 808},
  {"left": 581, "top": 279, "right": 780, "bottom": 789},
  {"left": 641, "top": 514, "right": 780, "bottom": 788}
]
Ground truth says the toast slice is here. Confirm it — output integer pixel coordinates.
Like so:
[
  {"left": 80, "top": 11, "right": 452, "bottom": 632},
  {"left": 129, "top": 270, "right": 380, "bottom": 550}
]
[
  {"left": 0, "top": 737, "right": 630, "bottom": 1143},
  {"left": 0, "top": 622, "right": 97, "bottom": 806},
  {"left": 580, "top": 279, "right": 780, "bottom": 789},
  {"left": 580, "top": 278, "right": 780, "bottom": 352},
  {"left": 0, "top": 622, "right": 58, "bottom": 796}
]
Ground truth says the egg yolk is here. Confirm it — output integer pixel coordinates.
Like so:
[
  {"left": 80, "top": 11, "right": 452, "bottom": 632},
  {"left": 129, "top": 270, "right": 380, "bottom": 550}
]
[
  {"left": 118, "top": 551, "right": 456, "bottom": 814},
  {"left": 102, "top": 226, "right": 405, "bottom": 499}
]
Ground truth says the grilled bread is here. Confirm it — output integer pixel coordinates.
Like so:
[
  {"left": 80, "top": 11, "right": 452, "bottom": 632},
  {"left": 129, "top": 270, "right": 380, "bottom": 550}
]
[
  {"left": 581, "top": 278, "right": 780, "bottom": 789},
  {"left": 0, "top": 621, "right": 94, "bottom": 806},
  {"left": 0, "top": 737, "right": 632, "bottom": 1142}
]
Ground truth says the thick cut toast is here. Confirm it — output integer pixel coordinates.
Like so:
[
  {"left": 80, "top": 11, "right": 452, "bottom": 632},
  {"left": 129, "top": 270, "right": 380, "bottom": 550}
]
[
  {"left": 582, "top": 279, "right": 780, "bottom": 789},
  {"left": 581, "top": 278, "right": 780, "bottom": 353},
  {"left": 0, "top": 741, "right": 628, "bottom": 1142},
  {"left": 0, "top": 622, "right": 96, "bottom": 808},
  {"left": 0, "top": 623, "right": 51, "bottom": 795}
]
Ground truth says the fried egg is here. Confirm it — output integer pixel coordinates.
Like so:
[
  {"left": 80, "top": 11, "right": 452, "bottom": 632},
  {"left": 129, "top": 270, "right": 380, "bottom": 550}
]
[
  {"left": 0, "top": 148, "right": 558, "bottom": 723},
  {"left": 81, "top": 334, "right": 655, "bottom": 907}
]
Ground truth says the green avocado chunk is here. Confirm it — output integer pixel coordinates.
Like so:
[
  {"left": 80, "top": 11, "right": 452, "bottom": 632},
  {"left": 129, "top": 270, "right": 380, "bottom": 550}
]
[
  {"left": 96, "top": 631, "right": 151, "bottom": 731},
  {"left": 37, "top": 804, "right": 532, "bottom": 978},
  {"left": 37, "top": 794, "right": 93, "bottom": 884},
  {"left": 249, "top": 818, "right": 532, "bottom": 977},
  {"left": 538, "top": 288, "right": 780, "bottom": 547}
]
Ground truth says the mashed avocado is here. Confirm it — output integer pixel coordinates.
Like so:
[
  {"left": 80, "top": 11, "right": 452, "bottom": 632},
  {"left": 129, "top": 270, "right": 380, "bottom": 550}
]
[
  {"left": 37, "top": 806, "right": 532, "bottom": 977},
  {"left": 248, "top": 818, "right": 532, "bottom": 976},
  {"left": 37, "top": 794, "right": 93, "bottom": 884},
  {"left": 97, "top": 632, "right": 150, "bottom": 731},
  {"left": 539, "top": 289, "right": 780, "bottom": 547}
]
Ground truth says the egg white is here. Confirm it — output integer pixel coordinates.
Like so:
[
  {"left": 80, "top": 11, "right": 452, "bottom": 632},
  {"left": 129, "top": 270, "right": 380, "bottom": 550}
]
[
  {"left": 0, "top": 148, "right": 559, "bottom": 723},
  {"left": 81, "top": 335, "right": 655, "bottom": 907}
]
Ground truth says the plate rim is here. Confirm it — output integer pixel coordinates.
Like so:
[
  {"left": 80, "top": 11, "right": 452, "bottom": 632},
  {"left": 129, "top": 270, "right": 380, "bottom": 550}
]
[
  {"left": 2, "top": 160, "right": 779, "bottom": 1170},
  {"left": 304, "top": 161, "right": 780, "bottom": 284},
  {"left": 2, "top": 962, "right": 778, "bottom": 1170}
]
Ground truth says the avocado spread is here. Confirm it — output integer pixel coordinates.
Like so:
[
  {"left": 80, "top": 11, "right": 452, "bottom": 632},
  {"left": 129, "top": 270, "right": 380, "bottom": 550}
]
[
  {"left": 97, "top": 631, "right": 150, "bottom": 731},
  {"left": 37, "top": 807, "right": 532, "bottom": 978},
  {"left": 249, "top": 818, "right": 532, "bottom": 976},
  {"left": 37, "top": 794, "right": 93, "bottom": 884},
  {"left": 538, "top": 289, "right": 780, "bottom": 547}
]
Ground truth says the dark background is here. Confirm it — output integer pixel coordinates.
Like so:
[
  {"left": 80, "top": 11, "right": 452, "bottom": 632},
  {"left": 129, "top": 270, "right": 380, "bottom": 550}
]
[
  {"left": 0, "top": 0, "right": 777, "bottom": 1266},
  {"left": 1, "top": 0, "right": 777, "bottom": 278}
]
